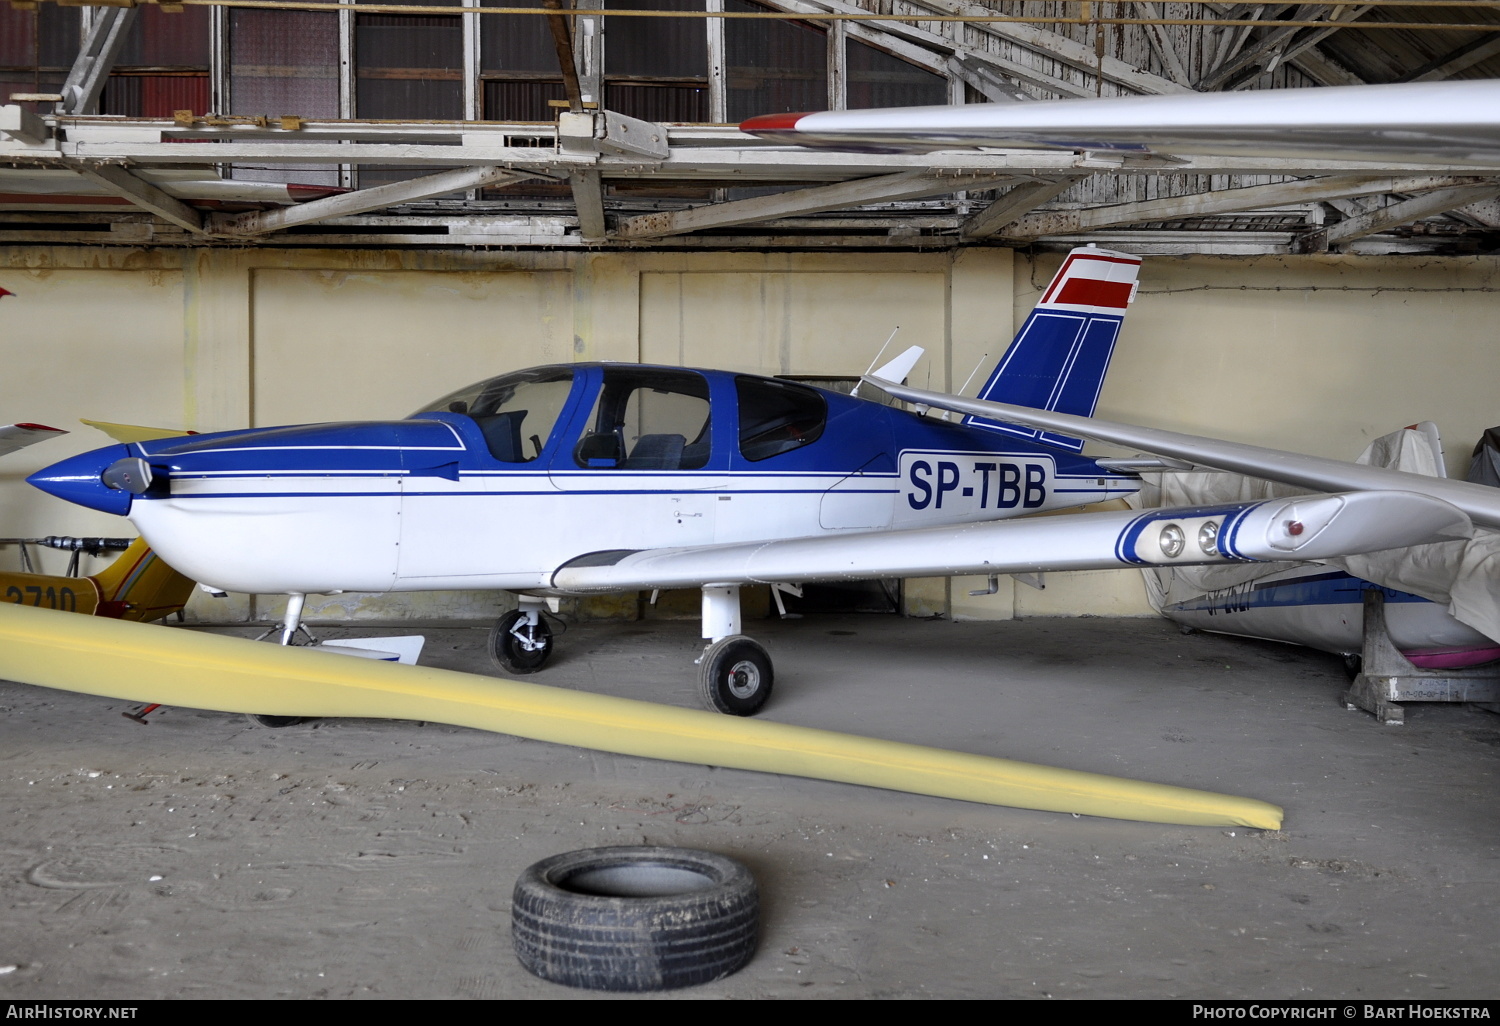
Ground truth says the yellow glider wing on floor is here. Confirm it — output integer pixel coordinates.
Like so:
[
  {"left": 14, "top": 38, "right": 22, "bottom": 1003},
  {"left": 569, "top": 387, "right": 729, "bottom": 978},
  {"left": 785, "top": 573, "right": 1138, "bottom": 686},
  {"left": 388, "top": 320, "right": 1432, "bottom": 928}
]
[{"left": 0, "top": 603, "right": 1283, "bottom": 830}]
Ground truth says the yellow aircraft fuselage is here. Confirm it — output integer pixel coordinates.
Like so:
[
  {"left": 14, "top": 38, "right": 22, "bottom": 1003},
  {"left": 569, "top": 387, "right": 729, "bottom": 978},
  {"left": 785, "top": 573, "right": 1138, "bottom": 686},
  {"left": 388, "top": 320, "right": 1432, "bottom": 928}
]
[{"left": 0, "top": 538, "right": 195, "bottom": 622}]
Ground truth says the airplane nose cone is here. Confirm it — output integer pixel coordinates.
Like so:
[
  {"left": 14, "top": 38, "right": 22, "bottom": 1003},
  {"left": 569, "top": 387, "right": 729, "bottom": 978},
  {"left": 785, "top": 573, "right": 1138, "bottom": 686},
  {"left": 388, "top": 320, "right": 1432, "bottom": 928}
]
[{"left": 27, "top": 443, "right": 135, "bottom": 516}]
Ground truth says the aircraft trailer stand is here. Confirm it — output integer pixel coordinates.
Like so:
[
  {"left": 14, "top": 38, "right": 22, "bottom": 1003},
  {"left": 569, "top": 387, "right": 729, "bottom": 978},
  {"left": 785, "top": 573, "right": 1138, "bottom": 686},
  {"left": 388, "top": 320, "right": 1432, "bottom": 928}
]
[{"left": 1344, "top": 591, "right": 1500, "bottom": 725}]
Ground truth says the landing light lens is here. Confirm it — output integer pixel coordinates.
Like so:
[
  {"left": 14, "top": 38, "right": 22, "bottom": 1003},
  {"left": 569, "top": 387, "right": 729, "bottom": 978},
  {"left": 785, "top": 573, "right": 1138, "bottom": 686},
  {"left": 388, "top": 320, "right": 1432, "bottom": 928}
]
[
  {"left": 1159, "top": 523, "right": 1185, "bottom": 558},
  {"left": 1198, "top": 520, "right": 1220, "bottom": 556}
]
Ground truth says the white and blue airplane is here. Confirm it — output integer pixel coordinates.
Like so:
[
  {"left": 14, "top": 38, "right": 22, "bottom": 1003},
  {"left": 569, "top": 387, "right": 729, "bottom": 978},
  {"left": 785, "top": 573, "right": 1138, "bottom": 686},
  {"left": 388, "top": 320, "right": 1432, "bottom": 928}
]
[{"left": 26, "top": 247, "right": 1471, "bottom": 715}]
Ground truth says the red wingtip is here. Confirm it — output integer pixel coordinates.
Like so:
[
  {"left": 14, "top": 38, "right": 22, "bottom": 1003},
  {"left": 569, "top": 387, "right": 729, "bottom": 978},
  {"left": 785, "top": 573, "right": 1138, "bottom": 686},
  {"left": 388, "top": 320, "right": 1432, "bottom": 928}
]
[
  {"left": 0, "top": 287, "right": 13, "bottom": 298},
  {"left": 14, "top": 423, "right": 61, "bottom": 432},
  {"left": 739, "top": 111, "right": 816, "bottom": 134}
]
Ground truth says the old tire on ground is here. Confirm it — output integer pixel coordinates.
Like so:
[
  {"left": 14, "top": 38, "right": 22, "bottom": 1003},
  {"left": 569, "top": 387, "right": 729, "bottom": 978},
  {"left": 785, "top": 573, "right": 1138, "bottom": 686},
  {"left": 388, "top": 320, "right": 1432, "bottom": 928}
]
[
  {"left": 699, "top": 635, "right": 773, "bottom": 716},
  {"left": 512, "top": 845, "right": 758, "bottom": 991}
]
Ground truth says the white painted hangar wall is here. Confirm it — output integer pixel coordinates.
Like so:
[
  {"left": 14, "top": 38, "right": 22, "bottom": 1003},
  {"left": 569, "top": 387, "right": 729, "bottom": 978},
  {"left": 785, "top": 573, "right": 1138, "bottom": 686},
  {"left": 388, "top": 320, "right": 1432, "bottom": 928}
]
[{"left": 0, "top": 246, "right": 1496, "bottom": 624}]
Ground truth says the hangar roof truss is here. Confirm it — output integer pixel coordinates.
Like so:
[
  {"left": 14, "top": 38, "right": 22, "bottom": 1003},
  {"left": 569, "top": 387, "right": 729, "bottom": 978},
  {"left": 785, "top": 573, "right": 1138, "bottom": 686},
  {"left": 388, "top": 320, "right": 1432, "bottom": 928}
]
[{"left": 1, "top": 0, "right": 1498, "bottom": 255}]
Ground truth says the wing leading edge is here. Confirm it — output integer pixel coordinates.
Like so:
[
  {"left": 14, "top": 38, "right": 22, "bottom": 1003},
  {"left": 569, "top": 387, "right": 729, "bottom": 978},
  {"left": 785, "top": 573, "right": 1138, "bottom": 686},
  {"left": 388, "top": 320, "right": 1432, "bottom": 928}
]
[
  {"left": 740, "top": 81, "right": 1500, "bottom": 167},
  {"left": 862, "top": 375, "right": 1500, "bottom": 533},
  {"left": 550, "top": 491, "right": 1466, "bottom": 594}
]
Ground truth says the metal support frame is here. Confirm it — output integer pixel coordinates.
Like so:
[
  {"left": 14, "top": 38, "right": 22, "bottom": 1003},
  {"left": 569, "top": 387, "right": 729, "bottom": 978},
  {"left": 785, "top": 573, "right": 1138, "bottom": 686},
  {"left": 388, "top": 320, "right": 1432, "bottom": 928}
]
[
  {"left": 617, "top": 169, "right": 1010, "bottom": 239},
  {"left": 569, "top": 169, "right": 606, "bottom": 240},
  {"left": 58, "top": 6, "right": 138, "bottom": 116},
  {"left": 215, "top": 164, "right": 547, "bottom": 236},
  {"left": 1343, "top": 591, "right": 1500, "bottom": 726},
  {"left": 463, "top": 0, "right": 482, "bottom": 122},
  {"left": 339, "top": 4, "right": 355, "bottom": 188},
  {"left": 576, "top": 0, "right": 603, "bottom": 109},
  {"left": 65, "top": 161, "right": 206, "bottom": 234},
  {"left": 706, "top": 0, "right": 726, "bottom": 124}
]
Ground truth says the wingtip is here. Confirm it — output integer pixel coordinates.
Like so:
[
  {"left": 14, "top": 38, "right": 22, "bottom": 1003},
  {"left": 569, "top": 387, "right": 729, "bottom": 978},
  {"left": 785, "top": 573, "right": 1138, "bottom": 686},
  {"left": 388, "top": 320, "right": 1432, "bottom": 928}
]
[{"left": 739, "top": 111, "right": 816, "bottom": 134}]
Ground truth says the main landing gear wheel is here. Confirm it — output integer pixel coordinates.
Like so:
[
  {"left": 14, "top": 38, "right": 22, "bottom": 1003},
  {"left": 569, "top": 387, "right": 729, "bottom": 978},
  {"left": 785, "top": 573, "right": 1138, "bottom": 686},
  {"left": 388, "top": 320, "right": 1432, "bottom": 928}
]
[
  {"left": 490, "top": 609, "right": 554, "bottom": 674},
  {"left": 699, "top": 635, "right": 773, "bottom": 716}
]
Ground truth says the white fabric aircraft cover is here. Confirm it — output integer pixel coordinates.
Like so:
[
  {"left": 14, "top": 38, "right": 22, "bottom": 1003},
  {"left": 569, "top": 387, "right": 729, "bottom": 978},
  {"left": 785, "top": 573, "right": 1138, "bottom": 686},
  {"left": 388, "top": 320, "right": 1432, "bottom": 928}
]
[{"left": 1133, "top": 425, "right": 1500, "bottom": 645}]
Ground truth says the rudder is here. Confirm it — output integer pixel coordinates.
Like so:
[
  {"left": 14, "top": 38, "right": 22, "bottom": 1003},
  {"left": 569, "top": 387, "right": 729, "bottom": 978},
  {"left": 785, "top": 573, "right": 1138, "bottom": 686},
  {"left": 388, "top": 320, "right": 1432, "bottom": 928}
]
[
  {"left": 966, "top": 246, "right": 1142, "bottom": 452},
  {"left": 89, "top": 538, "right": 196, "bottom": 622}
]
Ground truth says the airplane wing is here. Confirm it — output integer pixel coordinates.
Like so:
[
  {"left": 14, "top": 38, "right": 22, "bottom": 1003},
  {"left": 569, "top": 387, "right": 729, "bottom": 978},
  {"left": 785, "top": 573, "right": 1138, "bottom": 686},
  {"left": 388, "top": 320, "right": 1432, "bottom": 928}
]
[
  {"left": 550, "top": 491, "right": 1467, "bottom": 594},
  {"left": 740, "top": 81, "right": 1500, "bottom": 167},
  {"left": 861, "top": 375, "right": 1500, "bottom": 533},
  {"left": 0, "top": 422, "right": 66, "bottom": 458}
]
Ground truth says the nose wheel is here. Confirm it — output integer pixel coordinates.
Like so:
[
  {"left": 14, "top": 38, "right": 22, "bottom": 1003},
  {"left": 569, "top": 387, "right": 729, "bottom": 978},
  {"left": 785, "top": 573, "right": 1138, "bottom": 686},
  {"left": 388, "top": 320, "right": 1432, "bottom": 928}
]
[
  {"left": 490, "top": 608, "right": 555, "bottom": 674},
  {"left": 699, "top": 635, "right": 773, "bottom": 716}
]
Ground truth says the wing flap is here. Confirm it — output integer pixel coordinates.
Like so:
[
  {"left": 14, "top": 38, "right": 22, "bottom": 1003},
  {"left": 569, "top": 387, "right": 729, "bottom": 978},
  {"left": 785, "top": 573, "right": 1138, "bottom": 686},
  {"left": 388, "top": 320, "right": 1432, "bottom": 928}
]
[{"left": 551, "top": 491, "right": 1467, "bottom": 593}]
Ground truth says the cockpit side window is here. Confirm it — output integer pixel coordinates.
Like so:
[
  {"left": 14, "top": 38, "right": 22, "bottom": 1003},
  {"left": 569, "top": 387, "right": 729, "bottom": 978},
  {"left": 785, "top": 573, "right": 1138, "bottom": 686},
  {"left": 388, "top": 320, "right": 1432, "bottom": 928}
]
[
  {"left": 736, "top": 376, "right": 826, "bottom": 461},
  {"left": 415, "top": 367, "right": 575, "bottom": 463},
  {"left": 572, "top": 368, "right": 711, "bottom": 471}
]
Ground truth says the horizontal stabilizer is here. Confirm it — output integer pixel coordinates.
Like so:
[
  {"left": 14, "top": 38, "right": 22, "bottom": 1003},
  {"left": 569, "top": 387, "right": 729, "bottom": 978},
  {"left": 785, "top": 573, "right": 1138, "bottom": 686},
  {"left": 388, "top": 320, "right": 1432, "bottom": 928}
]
[{"left": 870, "top": 345, "right": 925, "bottom": 386}]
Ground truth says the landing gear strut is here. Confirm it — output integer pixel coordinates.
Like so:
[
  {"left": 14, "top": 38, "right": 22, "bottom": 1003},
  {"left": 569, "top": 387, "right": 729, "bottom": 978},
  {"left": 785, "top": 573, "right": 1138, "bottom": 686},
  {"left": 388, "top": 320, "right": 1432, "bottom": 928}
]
[
  {"left": 248, "top": 592, "right": 312, "bottom": 727},
  {"left": 489, "top": 600, "right": 555, "bottom": 674},
  {"left": 698, "top": 584, "right": 773, "bottom": 716}
]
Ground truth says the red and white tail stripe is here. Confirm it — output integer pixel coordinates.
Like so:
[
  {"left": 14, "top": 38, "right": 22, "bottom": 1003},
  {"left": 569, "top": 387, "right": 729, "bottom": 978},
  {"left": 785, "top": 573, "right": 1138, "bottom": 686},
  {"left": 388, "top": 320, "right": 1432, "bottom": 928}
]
[{"left": 1038, "top": 248, "right": 1142, "bottom": 314}]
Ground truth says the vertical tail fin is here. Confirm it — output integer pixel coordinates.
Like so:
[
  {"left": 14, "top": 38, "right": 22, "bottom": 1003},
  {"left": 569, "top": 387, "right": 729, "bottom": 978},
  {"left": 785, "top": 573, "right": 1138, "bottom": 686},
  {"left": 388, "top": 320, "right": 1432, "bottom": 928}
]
[
  {"left": 89, "top": 539, "right": 196, "bottom": 622},
  {"left": 965, "top": 246, "right": 1142, "bottom": 452}
]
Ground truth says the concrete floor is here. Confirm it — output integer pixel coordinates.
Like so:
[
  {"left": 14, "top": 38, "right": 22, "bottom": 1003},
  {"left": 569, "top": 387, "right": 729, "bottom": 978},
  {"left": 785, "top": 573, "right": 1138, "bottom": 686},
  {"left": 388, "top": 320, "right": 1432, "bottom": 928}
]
[{"left": 0, "top": 613, "right": 1497, "bottom": 1000}]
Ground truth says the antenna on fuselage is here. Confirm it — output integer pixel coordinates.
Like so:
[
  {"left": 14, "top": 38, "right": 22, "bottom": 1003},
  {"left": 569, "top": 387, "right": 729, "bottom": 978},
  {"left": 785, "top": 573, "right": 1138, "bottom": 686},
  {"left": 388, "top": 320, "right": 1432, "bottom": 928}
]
[
  {"left": 852, "top": 326, "right": 901, "bottom": 399},
  {"left": 942, "top": 351, "right": 990, "bottom": 421}
]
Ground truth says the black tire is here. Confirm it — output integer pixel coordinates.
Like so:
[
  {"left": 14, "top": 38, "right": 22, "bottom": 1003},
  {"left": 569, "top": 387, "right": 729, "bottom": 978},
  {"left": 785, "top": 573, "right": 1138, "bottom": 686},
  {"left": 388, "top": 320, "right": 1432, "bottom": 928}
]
[
  {"left": 1342, "top": 653, "right": 1364, "bottom": 680},
  {"left": 489, "top": 609, "right": 554, "bottom": 674},
  {"left": 699, "top": 635, "right": 773, "bottom": 716},
  {"left": 247, "top": 714, "right": 301, "bottom": 728},
  {"left": 512, "top": 846, "right": 758, "bottom": 992}
]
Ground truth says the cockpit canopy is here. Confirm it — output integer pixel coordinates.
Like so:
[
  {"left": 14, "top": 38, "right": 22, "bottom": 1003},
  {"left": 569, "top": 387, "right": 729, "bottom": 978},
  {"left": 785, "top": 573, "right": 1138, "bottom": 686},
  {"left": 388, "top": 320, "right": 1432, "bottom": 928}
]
[
  {"left": 415, "top": 366, "right": 576, "bottom": 463},
  {"left": 415, "top": 364, "right": 831, "bottom": 469}
]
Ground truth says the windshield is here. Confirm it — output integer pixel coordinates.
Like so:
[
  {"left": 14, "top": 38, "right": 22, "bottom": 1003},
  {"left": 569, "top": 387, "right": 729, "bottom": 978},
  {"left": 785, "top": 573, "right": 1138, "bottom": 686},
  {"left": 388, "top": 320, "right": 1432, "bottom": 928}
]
[{"left": 414, "top": 367, "right": 576, "bottom": 463}]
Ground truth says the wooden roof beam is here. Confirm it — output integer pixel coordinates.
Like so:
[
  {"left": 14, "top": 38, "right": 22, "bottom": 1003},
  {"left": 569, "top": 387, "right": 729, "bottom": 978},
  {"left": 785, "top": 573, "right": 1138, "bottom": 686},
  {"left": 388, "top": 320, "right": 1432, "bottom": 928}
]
[
  {"left": 1398, "top": 32, "right": 1500, "bottom": 84},
  {"left": 962, "top": 177, "right": 1085, "bottom": 239},
  {"left": 1306, "top": 185, "right": 1500, "bottom": 250},
  {"left": 1002, "top": 175, "right": 1489, "bottom": 240}
]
